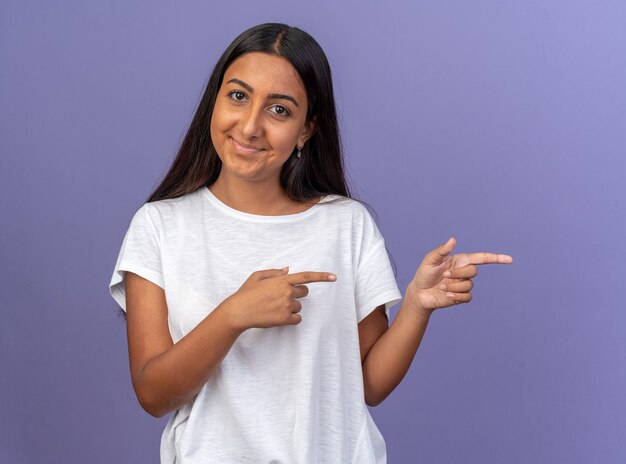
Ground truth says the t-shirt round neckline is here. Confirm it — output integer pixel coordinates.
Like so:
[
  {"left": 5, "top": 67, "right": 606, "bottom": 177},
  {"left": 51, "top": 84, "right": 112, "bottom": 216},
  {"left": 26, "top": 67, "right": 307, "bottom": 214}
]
[{"left": 202, "top": 186, "right": 331, "bottom": 223}]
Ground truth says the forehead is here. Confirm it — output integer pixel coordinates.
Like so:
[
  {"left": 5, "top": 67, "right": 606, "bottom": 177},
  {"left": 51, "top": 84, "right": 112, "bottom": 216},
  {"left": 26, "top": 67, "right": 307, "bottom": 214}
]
[{"left": 223, "top": 52, "right": 307, "bottom": 99}]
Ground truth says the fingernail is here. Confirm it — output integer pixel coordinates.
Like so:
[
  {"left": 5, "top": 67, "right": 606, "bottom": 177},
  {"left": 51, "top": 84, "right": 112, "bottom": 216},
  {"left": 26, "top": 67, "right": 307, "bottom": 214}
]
[
  {"left": 443, "top": 271, "right": 451, "bottom": 278},
  {"left": 328, "top": 273, "right": 337, "bottom": 281},
  {"left": 281, "top": 266, "right": 289, "bottom": 272}
]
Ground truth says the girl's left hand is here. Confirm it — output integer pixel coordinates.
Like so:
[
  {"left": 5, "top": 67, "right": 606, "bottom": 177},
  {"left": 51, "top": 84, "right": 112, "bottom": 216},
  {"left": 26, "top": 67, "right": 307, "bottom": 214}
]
[{"left": 408, "top": 237, "right": 513, "bottom": 313}]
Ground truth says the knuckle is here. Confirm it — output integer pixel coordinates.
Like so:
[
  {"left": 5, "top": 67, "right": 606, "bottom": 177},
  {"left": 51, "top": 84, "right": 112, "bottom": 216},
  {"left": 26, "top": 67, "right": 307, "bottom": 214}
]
[{"left": 302, "top": 272, "right": 312, "bottom": 283}]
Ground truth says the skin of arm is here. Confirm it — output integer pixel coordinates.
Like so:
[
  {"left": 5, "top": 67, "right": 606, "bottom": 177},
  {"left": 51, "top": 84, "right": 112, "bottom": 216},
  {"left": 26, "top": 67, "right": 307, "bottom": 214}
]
[
  {"left": 125, "top": 268, "right": 334, "bottom": 418},
  {"left": 358, "top": 293, "right": 432, "bottom": 407},
  {"left": 126, "top": 272, "right": 244, "bottom": 418},
  {"left": 357, "top": 237, "right": 512, "bottom": 407}
]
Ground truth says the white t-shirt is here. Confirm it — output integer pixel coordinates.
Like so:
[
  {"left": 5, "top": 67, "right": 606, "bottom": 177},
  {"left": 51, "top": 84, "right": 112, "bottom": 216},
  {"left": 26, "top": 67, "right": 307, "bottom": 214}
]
[{"left": 109, "top": 186, "right": 403, "bottom": 464}]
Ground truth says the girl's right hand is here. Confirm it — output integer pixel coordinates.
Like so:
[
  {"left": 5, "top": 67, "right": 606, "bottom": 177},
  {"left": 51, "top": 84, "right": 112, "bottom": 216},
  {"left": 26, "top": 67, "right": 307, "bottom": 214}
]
[{"left": 222, "top": 267, "right": 337, "bottom": 332}]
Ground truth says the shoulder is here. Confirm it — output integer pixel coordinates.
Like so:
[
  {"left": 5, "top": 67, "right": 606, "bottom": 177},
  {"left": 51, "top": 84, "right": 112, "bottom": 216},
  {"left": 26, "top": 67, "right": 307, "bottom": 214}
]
[
  {"left": 320, "top": 194, "right": 374, "bottom": 222},
  {"left": 142, "top": 188, "right": 206, "bottom": 224},
  {"left": 318, "top": 196, "right": 383, "bottom": 247},
  {"left": 331, "top": 195, "right": 381, "bottom": 232}
]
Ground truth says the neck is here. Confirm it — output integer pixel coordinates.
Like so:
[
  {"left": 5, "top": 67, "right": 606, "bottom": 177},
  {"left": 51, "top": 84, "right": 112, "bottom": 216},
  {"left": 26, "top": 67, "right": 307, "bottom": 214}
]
[{"left": 209, "top": 174, "right": 294, "bottom": 215}]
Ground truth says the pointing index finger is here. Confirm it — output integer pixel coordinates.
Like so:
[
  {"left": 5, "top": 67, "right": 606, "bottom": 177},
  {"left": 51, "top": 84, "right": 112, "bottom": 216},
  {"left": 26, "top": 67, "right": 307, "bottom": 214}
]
[
  {"left": 466, "top": 252, "right": 513, "bottom": 265},
  {"left": 285, "top": 271, "right": 337, "bottom": 285}
]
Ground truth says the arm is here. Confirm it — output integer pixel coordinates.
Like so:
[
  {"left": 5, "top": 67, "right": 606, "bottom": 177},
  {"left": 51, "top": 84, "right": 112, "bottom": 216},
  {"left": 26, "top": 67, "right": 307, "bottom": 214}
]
[
  {"left": 358, "top": 237, "right": 513, "bottom": 407},
  {"left": 358, "top": 291, "right": 432, "bottom": 407},
  {"left": 126, "top": 272, "right": 243, "bottom": 418},
  {"left": 125, "top": 268, "right": 336, "bottom": 418}
]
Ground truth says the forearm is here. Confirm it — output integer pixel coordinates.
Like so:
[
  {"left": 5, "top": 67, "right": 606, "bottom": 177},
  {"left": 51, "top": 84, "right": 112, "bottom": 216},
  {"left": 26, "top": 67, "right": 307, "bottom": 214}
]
[
  {"left": 138, "top": 301, "right": 243, "bottom": 417},
  {"left": 362, "top": 289, "right": 433, "bottom": 406}
]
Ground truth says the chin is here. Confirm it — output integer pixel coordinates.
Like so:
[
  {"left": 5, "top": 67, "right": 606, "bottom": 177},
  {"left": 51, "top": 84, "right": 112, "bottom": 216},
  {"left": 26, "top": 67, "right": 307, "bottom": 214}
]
[{"left": 231, "top": 163, "right": 284, "bottom": 184}]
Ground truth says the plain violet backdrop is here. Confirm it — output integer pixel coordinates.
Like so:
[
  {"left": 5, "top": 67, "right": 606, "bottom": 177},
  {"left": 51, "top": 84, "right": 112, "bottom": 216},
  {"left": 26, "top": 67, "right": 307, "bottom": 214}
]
[{"left": 1, "top": 0, "right": 624, "bottom": 463}]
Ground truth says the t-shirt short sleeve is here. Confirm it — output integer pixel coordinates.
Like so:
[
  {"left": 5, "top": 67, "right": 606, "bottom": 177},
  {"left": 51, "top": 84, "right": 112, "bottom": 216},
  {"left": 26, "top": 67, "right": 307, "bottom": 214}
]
[
  {"left": 109, "top": 203, "right": 164, "bottom": 313},
  {"left": 354, "top": 211, "right": 403, "bottom": 323}
]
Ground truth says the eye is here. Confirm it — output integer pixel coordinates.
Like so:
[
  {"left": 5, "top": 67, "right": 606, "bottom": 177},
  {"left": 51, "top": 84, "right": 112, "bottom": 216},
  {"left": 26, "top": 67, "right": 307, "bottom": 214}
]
[
  {"left": 270, "top": 105, "right": 290, "bottom": 118},
  {"left": 227, "top": 90, "right": 247, "bottom": 102}
]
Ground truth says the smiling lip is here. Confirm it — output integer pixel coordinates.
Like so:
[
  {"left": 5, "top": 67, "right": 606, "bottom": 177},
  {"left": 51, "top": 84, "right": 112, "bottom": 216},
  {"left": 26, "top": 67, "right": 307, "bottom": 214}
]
[{"left": 230, "top": 137, "right": 265, "bottom": 155}]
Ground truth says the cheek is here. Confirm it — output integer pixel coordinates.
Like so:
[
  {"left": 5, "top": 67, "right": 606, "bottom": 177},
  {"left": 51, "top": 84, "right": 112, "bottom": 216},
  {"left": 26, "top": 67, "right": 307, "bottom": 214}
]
[
  {"left": 210, "top": 101, "right": 224, "bottom": 131},
  {"left": 209, "top": 114, "right": 220, "bottom": 147},
  {"left": 271, "top": 123, "right": 302, "bottom": 152},
  {"left": 210, "top": 103, "right": 232, "bottom": 147}
]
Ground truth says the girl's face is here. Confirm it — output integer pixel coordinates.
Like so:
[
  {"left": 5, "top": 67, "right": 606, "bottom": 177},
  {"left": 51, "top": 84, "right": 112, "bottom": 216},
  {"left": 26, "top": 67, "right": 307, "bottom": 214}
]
[{"left": 210, "top": 52, "right": 316, "bottom": 185}]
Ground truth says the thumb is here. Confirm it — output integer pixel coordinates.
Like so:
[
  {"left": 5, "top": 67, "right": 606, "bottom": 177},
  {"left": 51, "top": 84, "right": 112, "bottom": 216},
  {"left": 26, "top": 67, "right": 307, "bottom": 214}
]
[
  {"left": 425, "top": 237, "right": 456, "bottom": 265},
  {"left": 253, "top": 266, "right": 290, "bottom": 281}
]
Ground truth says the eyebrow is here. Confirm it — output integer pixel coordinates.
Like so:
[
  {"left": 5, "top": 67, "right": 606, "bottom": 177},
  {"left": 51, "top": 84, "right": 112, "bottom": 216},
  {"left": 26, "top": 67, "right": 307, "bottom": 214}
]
[{"left": 227, "top": 78, "right": 300, "bottom": 107}]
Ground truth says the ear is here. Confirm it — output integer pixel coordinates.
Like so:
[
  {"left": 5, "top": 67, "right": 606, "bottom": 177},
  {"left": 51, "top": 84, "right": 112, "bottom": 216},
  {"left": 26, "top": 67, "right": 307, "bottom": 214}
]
[{"left": 297, "top": 116, "right": 317, "bottom": 147}]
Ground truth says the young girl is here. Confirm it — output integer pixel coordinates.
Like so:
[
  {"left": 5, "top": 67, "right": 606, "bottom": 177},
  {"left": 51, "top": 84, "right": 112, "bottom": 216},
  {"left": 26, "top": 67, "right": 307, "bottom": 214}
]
[{"left": 109, "top": 23, "right": 512, "bottom": 463}]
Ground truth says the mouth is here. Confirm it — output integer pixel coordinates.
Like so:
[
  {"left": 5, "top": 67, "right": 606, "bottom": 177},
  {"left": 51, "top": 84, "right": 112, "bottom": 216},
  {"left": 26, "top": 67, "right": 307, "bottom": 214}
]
[{"left": 229, "top": 137, "right": 265, "bottom": 155}]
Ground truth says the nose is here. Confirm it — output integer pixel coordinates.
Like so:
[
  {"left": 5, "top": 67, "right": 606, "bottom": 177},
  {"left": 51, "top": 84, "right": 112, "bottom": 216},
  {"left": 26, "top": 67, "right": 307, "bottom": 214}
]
[{"left": 240, "top": 104, "right": 264, "bottom": 140}]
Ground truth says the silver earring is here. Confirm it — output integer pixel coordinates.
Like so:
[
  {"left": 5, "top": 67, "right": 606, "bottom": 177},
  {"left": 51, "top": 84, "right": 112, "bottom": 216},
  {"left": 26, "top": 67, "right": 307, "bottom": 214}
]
[{"left": 296, "top": 146, "right": 302, "bottom": 158}]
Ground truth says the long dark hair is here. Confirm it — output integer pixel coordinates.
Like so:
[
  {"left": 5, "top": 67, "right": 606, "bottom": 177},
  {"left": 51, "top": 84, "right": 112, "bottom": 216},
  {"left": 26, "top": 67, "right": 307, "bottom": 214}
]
[
  {"left": 116, "top": 24, "right": 397, "bottom": 322},
  {"left": 146, "top": 23, "right": 350, "bottom": 203}
]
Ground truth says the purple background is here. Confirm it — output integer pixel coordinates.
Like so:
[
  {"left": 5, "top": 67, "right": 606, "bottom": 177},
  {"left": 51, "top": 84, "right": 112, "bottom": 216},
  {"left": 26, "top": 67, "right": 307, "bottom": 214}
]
[{"left": 1, "top": 0, "right": 625, "bottom": 462}]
